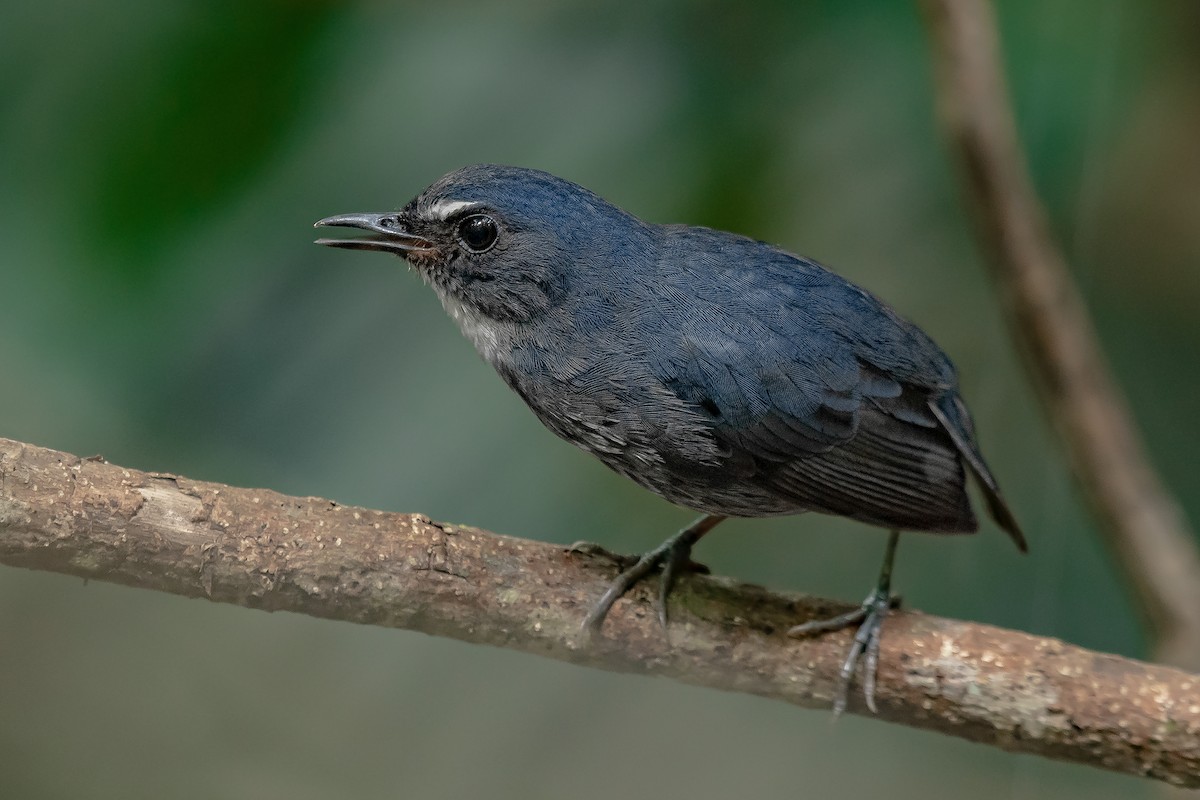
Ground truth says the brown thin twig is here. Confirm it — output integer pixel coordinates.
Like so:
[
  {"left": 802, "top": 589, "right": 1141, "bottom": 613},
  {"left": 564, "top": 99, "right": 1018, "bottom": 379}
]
[
  {"left": 1, "top": 436, "right": 1199, "bottom": 787},
  {"left": 920, "top": 0, "right": 1200, "bottom": 670}
]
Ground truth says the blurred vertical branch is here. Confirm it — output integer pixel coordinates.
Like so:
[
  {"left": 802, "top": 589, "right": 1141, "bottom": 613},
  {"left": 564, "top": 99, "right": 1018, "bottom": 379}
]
[{"left": 920, "top": 0, "right": 1200, "bottom": 670}]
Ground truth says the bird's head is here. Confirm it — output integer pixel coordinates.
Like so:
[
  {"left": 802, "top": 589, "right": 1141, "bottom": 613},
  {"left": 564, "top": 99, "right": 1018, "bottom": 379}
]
[{"left": 316, "top": 164, "right": 643, "bottom": 324}]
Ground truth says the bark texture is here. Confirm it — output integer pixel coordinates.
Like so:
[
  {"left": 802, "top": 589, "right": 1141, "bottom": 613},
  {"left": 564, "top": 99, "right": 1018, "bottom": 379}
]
[{"left": 1, "top": 437, "right": 1198, "bottom": 787}]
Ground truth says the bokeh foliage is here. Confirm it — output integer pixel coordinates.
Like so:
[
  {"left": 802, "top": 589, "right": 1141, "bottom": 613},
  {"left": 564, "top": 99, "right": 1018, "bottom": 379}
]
[{"left": 2, "top": 1, "right": 1198, "bottom": 797}]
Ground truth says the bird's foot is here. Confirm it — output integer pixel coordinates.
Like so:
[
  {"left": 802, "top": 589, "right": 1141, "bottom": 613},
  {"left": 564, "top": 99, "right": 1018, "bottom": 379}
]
[
  {"left": 580, "top": 533, "right": 696, "bottom": 636},
  {"left": 788, "top": 529, "right": 902, "bottom": 715},
  {"left": 579, "top": 515, "right": 723, "bottom": 637},
  {"left": 787, "top": 589, "right": 900, "bottom": 715}
]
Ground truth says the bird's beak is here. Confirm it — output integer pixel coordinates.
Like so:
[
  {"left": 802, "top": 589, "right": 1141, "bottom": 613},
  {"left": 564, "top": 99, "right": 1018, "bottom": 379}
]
[{"left": 313, "top": 212, "right": 435, "bottom": 256}]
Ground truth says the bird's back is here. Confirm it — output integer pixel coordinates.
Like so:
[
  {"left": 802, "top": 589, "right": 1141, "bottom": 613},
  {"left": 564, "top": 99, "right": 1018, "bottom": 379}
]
[{"left": 518, "top": 223, "right": 1025, "bottom": 547}]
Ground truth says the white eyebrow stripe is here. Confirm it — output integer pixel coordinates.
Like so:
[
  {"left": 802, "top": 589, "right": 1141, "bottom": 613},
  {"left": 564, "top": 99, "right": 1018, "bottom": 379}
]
[{"left": 428, "top": 199, "right": 479, "bottom": 220}]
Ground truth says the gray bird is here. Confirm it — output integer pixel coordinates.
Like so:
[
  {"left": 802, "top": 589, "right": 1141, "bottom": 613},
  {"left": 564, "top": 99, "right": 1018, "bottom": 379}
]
[{"left": 315, "top": 164, "right": 1026, "bottom": 714}]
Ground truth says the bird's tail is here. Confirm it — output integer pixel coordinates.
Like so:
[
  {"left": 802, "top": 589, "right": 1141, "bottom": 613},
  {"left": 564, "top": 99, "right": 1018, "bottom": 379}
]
[{"left": 929, "top": 394, "right": 1028, "bottom": 553}]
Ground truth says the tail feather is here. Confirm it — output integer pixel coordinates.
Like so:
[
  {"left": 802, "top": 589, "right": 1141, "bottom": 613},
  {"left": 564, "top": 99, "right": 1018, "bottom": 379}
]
[{"left": 928, "top": 396, "right": 1028, "bottom": 553}]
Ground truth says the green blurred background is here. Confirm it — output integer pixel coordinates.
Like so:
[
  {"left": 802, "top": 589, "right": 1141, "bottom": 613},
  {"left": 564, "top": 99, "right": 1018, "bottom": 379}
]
[{"left": 2, "top": 1, "right": 1198, "bottom": 797}]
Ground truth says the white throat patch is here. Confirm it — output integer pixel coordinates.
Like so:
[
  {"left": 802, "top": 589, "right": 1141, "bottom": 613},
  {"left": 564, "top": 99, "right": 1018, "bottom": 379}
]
[{"left": 435, "top": 291, "right": 514, "bottom": 368}]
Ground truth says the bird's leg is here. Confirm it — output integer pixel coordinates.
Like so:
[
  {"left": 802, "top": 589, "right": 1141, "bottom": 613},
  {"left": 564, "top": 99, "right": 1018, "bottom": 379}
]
[
  {"left": 581, "top": 514, "right": 725, "bottom": 635},
  {"left": 788, "top": 529, "right": 901, "bottom": 715}
]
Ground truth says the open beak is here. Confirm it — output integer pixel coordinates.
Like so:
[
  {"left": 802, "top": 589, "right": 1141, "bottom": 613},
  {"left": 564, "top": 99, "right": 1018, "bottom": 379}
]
[{"left": 313, "top": 212, "right": 435, "bottom": 256}]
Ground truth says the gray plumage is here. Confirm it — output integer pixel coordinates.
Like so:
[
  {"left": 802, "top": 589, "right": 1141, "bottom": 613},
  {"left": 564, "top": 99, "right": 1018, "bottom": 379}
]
[{"left": 316, "top": 164, "right": 1026, "bottom": 552}]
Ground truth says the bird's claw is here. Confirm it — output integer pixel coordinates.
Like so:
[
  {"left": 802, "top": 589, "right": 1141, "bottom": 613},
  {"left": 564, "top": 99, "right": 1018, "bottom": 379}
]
[
  {"left": 579, "top": 516, "right": 720, "bottom": 638},
  {"left": 580, "top": 537, "right": 690, "bottom": 636},
  {"left": 787, "top": 587, "right": 896, "bottom": 715},
  {"left": 787, "top": 529, "right": 901, "bottom": 715}
]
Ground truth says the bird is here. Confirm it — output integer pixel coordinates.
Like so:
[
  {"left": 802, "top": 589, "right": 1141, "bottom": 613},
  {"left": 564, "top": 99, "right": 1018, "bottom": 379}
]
[{"left": 314, "top": 163, "right": 1027, "bottom": 714}]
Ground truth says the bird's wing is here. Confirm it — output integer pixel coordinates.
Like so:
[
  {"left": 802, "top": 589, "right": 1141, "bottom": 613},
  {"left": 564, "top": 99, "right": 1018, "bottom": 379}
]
[
  {"left": 765, "top": 385, "right": 977, "bottom": 532},
  {"left": 644, "top": 237, "right": 980, "bottom": 531},
  {"left": 653, "top": 324, "right": 977, "bottom": 531}
]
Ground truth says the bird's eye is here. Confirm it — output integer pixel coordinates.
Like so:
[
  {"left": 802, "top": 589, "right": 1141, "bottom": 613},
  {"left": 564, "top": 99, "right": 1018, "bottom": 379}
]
[{"left": 457, "top": 214, "right": 498, "bottom": 253}]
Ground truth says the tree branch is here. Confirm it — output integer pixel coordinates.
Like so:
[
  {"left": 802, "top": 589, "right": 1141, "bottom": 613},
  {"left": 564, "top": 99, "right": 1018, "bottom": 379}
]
[
  {"left": 1, "top": 436, "right": 1198, "bottom": 786},
  {"left": 919, "top": 0, "right": 1200, "bottom": 670}
]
